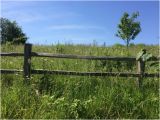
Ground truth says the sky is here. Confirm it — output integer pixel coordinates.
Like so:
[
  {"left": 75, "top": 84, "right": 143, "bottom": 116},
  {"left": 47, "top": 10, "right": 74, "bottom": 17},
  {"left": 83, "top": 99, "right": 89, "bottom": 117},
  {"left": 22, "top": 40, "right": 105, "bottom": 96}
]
[{"left": 1, "top": 0, "right": 159, "bottom": 46}]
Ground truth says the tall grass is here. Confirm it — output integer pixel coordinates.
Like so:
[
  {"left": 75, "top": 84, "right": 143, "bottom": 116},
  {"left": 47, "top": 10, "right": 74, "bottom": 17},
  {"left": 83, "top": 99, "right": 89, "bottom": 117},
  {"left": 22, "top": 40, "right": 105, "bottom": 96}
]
[{"left": 1, "top": 44, "right": 159, "bottom": 119}]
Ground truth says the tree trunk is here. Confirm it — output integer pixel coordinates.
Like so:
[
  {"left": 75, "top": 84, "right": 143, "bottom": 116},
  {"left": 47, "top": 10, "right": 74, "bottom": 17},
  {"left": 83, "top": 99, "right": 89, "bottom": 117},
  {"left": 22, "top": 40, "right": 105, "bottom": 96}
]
[{"left": 126, "top": 40, "right": 129, "bottom": 49}]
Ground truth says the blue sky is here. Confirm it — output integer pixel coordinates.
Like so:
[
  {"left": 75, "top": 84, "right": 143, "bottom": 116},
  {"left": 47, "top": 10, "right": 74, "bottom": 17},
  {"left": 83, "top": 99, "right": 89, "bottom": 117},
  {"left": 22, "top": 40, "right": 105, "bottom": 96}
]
[{"left": 1, "top": 1, "right": 159, "bottom": 45}]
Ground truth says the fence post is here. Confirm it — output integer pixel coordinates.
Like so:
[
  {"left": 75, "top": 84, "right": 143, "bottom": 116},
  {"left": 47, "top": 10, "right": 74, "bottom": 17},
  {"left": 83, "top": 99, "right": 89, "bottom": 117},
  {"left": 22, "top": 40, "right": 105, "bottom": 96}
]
[
  {"left": 137, "top": 60, "right": 145, "bottom": 88},
  {"left": 24, "top": 43, "right": 32, "bottom": 82}
]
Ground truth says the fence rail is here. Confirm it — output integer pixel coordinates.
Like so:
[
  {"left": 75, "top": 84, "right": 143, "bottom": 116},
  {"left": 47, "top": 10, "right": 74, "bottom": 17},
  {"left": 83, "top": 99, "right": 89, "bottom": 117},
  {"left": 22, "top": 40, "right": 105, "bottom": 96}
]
[
  {"left": 1, "top": 52, "right": 24, "bottom": 56},
  {"left": 1, "top": 44, "right": 159, "bottom": 87},
  {"left": 1, "top": 69, "right": 159, "bottom": 77},
  {"left": 1, "top": 52, "right": 159, "bottom": 61},
  {"left": 1, "top": 69, "right": 23, "bottom": 74},
  {"left": 31, "top": 69, "right": 159, "bottom": 77}
]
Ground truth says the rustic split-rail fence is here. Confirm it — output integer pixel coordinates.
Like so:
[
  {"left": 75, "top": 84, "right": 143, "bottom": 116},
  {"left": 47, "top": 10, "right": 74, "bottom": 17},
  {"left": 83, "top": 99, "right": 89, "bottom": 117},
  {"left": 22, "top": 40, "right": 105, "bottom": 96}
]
[{"left": 1, "top": 44, "right": 159, "bottom": 87}]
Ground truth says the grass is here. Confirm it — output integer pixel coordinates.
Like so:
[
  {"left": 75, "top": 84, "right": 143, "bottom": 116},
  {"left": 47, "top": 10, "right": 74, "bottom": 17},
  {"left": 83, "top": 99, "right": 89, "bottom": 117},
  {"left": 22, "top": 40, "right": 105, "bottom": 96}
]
[{"left": 1, "top": 43, "right": 159, "bottom": 119}]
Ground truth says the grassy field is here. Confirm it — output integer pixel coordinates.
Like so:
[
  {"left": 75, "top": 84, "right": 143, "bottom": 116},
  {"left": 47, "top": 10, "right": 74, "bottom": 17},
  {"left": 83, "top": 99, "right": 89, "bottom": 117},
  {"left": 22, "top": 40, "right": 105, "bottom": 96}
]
[{"left": 1, "top": 43, "right": 159, "bottom": 119}]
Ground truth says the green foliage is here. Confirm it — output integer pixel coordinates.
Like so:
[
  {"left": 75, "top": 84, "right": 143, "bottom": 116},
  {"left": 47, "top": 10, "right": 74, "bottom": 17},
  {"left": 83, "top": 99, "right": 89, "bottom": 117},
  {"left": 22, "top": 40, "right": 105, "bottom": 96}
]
[
  {"left": 141, "top": 53, "right": 153, "bottom": 62},
  {"left": 113, "top": 43, "right": 124, "bottom": 48},
  {"left": 56, "top": 44, "right": 65, "bottom": 53},
  {"left": 116, "top": 12, "right": 141, "bottom": 48},
  {"left": 136, "top": 49, "right": 155, "bottom": 62},
  {"left": 38, "top": 74, "right": 55, "bottom": 95},
  {"left": 136, "top": 49, "right": 147, "bottom": 61},
  {"left": 0, "top": 17, "right": 27, "bottom": 44},
  {"left": 136, "top": 43, "right": 146, "bottom": 47},
  {"left": 136, "top": 49, "right": 159, "bottom": 71},
  {"left": 129, "top": 43, "right": 135, "bottom": 47},
  {"left": 150, "top": 61, "right": 159, "bottom": 72},
  {"left": 1, "top": 44, "right": 159, "bottom": 119}
]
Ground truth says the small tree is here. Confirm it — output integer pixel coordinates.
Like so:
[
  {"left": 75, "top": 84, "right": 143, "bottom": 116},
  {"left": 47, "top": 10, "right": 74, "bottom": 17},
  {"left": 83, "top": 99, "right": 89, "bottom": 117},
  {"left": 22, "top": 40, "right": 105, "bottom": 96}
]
[
  {"left": 116, "top": 12, "right": 141, "bottom": 48},
  {"left": 0, "top": 18, "right": 27, "bottom": 44}
]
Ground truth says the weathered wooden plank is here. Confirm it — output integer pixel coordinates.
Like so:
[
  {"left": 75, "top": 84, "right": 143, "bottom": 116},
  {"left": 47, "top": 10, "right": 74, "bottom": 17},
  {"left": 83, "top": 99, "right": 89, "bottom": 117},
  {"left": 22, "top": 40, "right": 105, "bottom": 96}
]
[
  {"left": 0, "top": 69, "right": 23, "bottom": 74},
  {"left": 1, "top": 69, "right": 159, "bottom": 77},
  {"left": 31, "top": 52, "right": 136, "bottom": 61},
  {"left": 137, "top": 60, "right": 145, "bottom": 88},
  {"left": 31, "top": 69, "right": 140, "bottom": 77},
  {"left": 31, "top": 52, "right": 160, "bottom": 61},
  {"left": 0, "top": 52, "right": 159, "bottom": 61},
  {"left": 32, "top": 69, "right": 159, "bottom": 77},
  {"left": 24, "top": 44, "right": 32, "bottom": 79},
  {"left": 143, "top": 73, "right": 159, "bottom": 77},
  {"left": 0, "top": 52, "right": 24, "bottom": 56}
]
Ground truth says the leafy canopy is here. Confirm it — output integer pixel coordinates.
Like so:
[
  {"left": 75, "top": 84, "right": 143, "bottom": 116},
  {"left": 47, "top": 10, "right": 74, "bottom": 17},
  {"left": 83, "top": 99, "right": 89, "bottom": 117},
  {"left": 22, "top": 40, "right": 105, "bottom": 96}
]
[
  {"left": 0, "top": 18, "right": 27, "bottom": 44},
  {"left": 116, "top": 12, "right": 141, "bottom": 48}
]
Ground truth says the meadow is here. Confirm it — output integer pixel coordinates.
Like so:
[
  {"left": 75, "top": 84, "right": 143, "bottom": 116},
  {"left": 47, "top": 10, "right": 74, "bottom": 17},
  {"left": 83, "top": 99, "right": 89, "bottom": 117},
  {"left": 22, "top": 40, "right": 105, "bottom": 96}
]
[{"left": 1, "top": 43, "right": 159, "bottom": 119}]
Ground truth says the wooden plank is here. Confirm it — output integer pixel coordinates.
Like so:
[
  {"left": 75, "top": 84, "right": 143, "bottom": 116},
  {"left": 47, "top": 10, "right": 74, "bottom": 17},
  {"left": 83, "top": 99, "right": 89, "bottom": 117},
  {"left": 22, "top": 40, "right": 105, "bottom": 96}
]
[
  {"left": 31, "top": 52, "right": 160, "bottom": 61},
  {"left": 143, "top": 73, "right": 159, "bottom": 77},
  {"left": 137, "top": 60, "right": 145, "bottom": 88},
  {"left": 1, "top": 69, "right": 159, "bottom": 77},
  {"left": 31, "top": 69, "right": 141, "bottom": 77},
  {"left": 0, "top": 52, "right": 24, "bottom": 56},
  {"left": 0, "top": 52, "right": 159, "bottom": 61},
  {"left": 31, "top": 52, "right": 136, "bottom": 61},
  {"left": 1, "top": 69, "right": 23, "bottom": 74},
  {"left": 23, "top": 44, "right": 32, "bottom": 79},
  {"left": 31, "top": 69, "right": 159, "bottom": 77}
]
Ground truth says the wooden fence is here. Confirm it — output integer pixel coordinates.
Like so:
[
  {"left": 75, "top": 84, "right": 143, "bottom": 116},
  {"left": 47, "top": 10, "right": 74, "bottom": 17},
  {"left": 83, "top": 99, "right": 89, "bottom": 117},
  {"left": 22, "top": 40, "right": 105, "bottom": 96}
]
[{"left": 1, "top": 44, "right": 159, "bottom": 87}]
